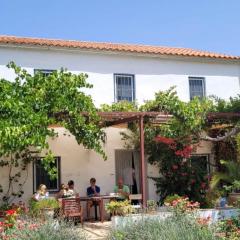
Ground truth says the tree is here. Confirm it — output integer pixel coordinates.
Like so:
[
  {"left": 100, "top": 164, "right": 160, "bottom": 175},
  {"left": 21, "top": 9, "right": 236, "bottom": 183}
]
[{"left": 0, "top": 62, "right": 105, "bottom": 203}]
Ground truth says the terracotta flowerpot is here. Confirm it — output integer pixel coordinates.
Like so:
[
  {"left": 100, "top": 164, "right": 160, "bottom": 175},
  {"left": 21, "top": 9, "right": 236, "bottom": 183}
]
[{"left": 228, "top": 193, "right": 240, "bottom": 205}]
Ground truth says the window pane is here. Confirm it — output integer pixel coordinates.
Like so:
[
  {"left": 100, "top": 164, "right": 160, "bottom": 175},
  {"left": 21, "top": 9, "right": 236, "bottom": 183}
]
[
  {"left": 189, "top": 77, "right": 205, "bottom": 100},
  {"left": 34, "top": 157, "right": 60, "bottom": 192},
  {"left": 191, "top": 155, "right": 209, "bottom": 175},
  {"left": 115, "top": 75, "right": 135, "bottom": 102},
  {"left": 34, "top": 69, "right": 54, "bottom": 77}
]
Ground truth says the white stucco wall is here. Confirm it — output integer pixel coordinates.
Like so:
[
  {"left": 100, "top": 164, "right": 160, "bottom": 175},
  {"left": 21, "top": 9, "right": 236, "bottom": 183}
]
[
  {"left": 0, "top": 127, "right": 158, "bottom": 204},
  {"left": 0, "top": 46, "right": 239, "bottom": 106}
]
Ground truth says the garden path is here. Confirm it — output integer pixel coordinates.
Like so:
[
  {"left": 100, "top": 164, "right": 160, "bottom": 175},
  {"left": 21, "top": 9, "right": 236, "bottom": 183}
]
[{"left": 79, "top": 221, "right": 112, "bottom": 240}]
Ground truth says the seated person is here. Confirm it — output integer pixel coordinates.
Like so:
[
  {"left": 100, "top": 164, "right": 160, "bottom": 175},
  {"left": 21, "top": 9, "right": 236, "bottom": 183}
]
[
  {"left": 33, "top": 184, "right": 49, "bottom": 201},
  {"left": 86, "top": 178, "right": 102, "bottom": 220},
  {"left": 65, "top": 180, "right": 79, "bottom": 198},
  {"left": 55, "top": 183, "right": 67, "bottom": 199},
  {"left": 114, "top": 178, "right": 130, "bottom": 200}
]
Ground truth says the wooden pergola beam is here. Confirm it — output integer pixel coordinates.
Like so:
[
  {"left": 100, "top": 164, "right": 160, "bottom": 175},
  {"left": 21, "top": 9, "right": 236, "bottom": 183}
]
[{"left": 207, "top": 112, "right": 240, "bottom": 121}]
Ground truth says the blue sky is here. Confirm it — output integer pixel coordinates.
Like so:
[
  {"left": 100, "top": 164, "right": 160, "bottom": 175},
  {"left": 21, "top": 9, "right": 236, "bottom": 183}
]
[{"left": 1, "top": 0, "right": 240, "bottom": 55}]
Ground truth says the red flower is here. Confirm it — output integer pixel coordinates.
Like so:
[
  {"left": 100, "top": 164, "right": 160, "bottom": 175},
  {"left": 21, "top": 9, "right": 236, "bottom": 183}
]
[
  {"left": 175, "top": 146, "right": 193, "bottom": 158},
  {"left": 155, "top": 136, "right": 175, "bottom": 144},
  {"left": 200, "top": 182, "right": 207, "bottom": 189},
  {"left": 5, "top": 209, "right": 16, "bottom": 215}
]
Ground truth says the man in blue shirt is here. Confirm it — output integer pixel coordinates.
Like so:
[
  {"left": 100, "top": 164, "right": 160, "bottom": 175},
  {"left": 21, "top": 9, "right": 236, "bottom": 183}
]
[{"left": 86, "top": 178, "right": 102, "bottom": 220}]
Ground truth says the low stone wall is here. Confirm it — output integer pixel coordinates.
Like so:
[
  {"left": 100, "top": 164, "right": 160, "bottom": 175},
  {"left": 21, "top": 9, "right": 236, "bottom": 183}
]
[{"left": 112, "top": 208, "right": 240, "bottom": 228}]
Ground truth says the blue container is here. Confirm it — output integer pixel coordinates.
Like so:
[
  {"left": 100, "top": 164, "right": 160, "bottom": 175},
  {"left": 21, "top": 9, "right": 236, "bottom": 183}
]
[{"left": 219, "top": 197, "right": 227, "bottom": 208}]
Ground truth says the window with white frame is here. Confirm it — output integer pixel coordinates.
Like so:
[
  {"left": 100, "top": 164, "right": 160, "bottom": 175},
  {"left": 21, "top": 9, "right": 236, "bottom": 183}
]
[
  {"left": 33, "top": 157, "right": 61, "bottom": 193},
  {"left": 34, "top": 69, "right": 54, "bottom": 77},
  {"left": 189, "top": 77, "right": 206, "bottom": 100},
  {"left": 114, "top": 74, "right": 135, "bottom": 102}
]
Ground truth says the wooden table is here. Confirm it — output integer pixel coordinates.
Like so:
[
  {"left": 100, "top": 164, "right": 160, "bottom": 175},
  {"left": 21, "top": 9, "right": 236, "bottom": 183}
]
[
  {"left": 59, "top": 195, "right": 118, "bottom": 222},
  {"left": 79, "top": 195, "right": 118, "bottom": 222}
]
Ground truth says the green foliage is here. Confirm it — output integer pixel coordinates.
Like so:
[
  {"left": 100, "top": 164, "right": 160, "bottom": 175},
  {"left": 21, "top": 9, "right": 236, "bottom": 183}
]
[
  {"left": 0, "top": 62, "right": 106, "bottom": 203},
  {"left": 211, "top": 94, "right": 240, "bottom": 113},
  {"left": 147, "top": 200, "right": 157, "bottom": 212},
  {"left": 216, "top": 217, "right": 240, "bottom": 239},
  {"left": 142, "top": 86, "right": 213, "bottom": 143},
  {"left": 119, "top": 87, "right": 240, "bottom": 205},
  {"left": 29, "top": 198, "right": 59, "bottom": 217},
  {"left": 3, "top": 219, "right": 86, "bottom": 240},
  {"left": 235, "top": 134, "right": 240, "bottom": 159},
  {"left": 164, "top": 194, "right": 181, "bottom": 205},
  {"left": 100, "top": 100, "right": 138, "bottom": 112},
  {"left": 205, "top": 189, "right": 222, "bottom": 208},
  {"left": 109, "top": 215, "right": 217, "bottom": 240},
  {"left": 149, "top": 143, "right": 209, "bottom": 205},
  {"left": 105, "top": 200, "right": 133, "bottom": 216},
  {"left": 210, "top": 160, "right": 240, "bottom": 191}
]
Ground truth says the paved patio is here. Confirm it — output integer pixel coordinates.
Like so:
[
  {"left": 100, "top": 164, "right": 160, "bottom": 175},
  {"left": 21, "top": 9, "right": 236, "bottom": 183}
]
[{"left": 81, "top": 221, "right": 112, "bottom": 240}]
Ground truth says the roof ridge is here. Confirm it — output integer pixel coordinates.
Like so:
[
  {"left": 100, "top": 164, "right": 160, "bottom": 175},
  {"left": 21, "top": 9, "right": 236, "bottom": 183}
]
[
  {"left": 0, "top": 35, "right": 239, "bottom": 60},
  {"left": 0, "top": 34, "right": 194, "bottom": 49}
]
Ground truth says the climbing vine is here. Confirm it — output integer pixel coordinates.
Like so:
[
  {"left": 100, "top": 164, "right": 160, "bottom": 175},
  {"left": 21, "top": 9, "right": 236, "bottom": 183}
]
[{"left": 119, "top": 88, "right": 240, "bottom": 204}]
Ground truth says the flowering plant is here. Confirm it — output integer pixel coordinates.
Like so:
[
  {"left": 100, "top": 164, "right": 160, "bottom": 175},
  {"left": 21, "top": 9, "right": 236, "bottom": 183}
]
[
  {"left": 105, "top": 200, "right": 133, "bottom": 216},
  {"left": 164, "top": 196, "right": 199, "bottom": 214},
  {"left": 216, "top": 217, "right": 240, "bottom": 239},
  {"left": 155, "top": 136, "right": 193, "bottom": 158}
]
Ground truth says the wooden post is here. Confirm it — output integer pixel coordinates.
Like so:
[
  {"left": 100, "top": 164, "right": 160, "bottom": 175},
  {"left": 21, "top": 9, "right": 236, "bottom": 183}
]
[{"left": 139, "top": 116, "right": 146, "bottom": 208}]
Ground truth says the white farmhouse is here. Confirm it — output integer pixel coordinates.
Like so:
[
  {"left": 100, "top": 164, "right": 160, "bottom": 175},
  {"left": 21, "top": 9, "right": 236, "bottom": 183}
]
[{"left": 0, "top": 35, "right": 239, "bottom": 205}]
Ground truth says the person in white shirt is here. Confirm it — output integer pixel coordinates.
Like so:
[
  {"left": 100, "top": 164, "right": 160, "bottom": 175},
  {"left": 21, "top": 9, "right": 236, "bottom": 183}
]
[
  {"left": 33, "top": 184, "right": 49, "bottom": 201},
  {"left": 65, "top": 180, "right": 79, "bottom": 197}
]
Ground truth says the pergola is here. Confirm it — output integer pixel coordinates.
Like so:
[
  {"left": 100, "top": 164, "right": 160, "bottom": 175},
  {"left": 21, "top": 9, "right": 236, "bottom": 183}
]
[
  {"left": 96, "top": 112, "right": 172, "bottom": 207},
  {"left": 97, "top": 111, "right": 240, "bottom": 207},
  {"left": 54, "top": 110, "right": 239, "bottom": 207}
]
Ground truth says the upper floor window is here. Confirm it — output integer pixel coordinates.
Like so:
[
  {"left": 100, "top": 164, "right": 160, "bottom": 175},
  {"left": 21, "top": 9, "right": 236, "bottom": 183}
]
[
  {"left": 189, "top": 77, "right": 206, "bottom": 100},
  {"left": 114, "top": 74, "right": 135, "bottom": 102},
  {"left": 33, "top": 156, "right": 61, "bottom": 193},
  {"left": 34, "top": 69, "right": 54, "bottom": 77}
]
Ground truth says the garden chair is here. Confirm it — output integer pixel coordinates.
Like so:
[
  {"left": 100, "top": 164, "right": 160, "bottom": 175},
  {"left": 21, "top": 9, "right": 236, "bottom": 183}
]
[
  {"left": 129, "top": 194, "right": 142, "bottom": 213},
  {"left": 62, "top": 197, "right": 83, "bottom": 225}
]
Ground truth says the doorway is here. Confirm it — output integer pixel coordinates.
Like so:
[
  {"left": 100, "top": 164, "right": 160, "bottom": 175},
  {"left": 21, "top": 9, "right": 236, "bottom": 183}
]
[{"left": 115, "top": 150, "right": 140, "bottom": 194}]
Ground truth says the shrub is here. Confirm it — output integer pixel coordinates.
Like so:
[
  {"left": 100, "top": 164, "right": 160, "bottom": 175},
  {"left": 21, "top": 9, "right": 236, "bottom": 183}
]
[
  {"left": 147, "top": 200, "right": 157, "bottom": 212},
  {"left": 109, "top": 215, "right": 217, "bottom": 240},
  {"left": 1, "top": 219, "right": 86, "bottom": 240},
  {"left": 164, "top": 196, "right": 199, "bottom": 215},
  {"left": 216, "top": 217, "right": 240, "bottom": 239},
  {"left": 164, "top": 194, "right": 181, "bottom": 205}
]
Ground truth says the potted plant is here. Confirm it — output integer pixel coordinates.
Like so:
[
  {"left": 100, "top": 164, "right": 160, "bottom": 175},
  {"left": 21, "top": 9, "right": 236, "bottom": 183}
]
[
  {"left": 147, "top": 200, "right": 157, "bottom": 213},
  {"left": 105, "top": 200, "right": 132, "bottom": 216},
  {"left": 210, "top": 160, "right": 240, "bottom": 206},
  {"left": 29, "top": 198, "right": 59, "bottom": 220}
]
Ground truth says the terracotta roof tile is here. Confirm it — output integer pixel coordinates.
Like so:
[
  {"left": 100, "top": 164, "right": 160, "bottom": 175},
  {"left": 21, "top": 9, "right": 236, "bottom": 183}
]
[{"left": 0, "top": 35, "right": 239, "bottom": 60}]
